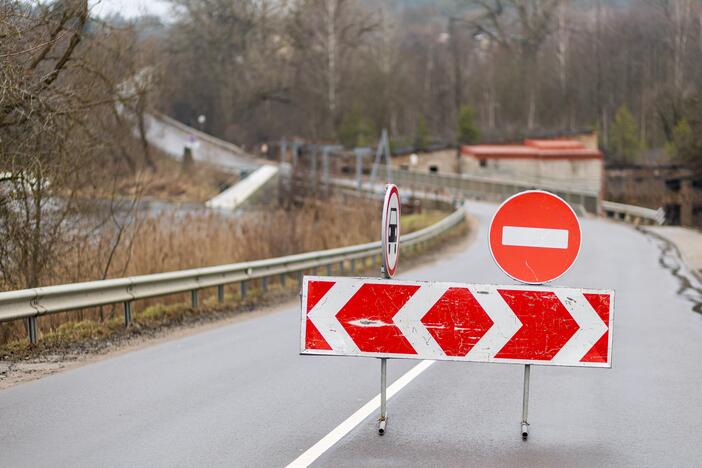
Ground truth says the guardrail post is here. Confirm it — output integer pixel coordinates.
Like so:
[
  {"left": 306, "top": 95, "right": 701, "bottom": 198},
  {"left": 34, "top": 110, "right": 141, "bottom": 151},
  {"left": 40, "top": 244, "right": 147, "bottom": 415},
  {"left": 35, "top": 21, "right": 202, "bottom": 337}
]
[
  {"left": 297, "top": 272, "right": 303, "bottom": 289},
  {"left": 262, "top": 277, "right": 269, "bottom": 293},
  {"left": 123, "top": 301, "right": 132, "bottom": 328},
  {"left": 340, "top": 261, "right": 345, "bottom": 274},
  {"left": 326, "top": 264, "right": 333, "bottom": 275},
  {"left": 351, "top": 259, "right": 356, "bottom": 273},
  {"left": 240, "top": 281, "right": 248, "bottom": 299},
  {"left": 217, "top": 285, "right": 225, "bottom": 303},
  {"left": 27, "top": 316, "right": 38, "bottom": 345},
  {"left": 191, "top": 289, "right": 199, "bottom": 308},
  {"left": 280, "top": 273, "right": 286, "bottom": 287}
]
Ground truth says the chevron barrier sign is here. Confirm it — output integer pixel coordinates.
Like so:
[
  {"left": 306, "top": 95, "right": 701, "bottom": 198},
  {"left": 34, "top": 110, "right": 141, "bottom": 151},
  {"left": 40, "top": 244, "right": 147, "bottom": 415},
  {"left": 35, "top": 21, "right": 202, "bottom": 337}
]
[{"left": 300, "top": 276, "right": 614, "bottom": 367}]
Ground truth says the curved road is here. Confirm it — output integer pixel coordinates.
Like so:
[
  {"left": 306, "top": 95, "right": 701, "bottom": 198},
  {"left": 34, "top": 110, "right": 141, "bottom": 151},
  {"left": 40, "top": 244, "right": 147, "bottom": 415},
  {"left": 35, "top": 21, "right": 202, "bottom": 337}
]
[{"left": 1, "top": 202, "right": 702, "bottom": 467}]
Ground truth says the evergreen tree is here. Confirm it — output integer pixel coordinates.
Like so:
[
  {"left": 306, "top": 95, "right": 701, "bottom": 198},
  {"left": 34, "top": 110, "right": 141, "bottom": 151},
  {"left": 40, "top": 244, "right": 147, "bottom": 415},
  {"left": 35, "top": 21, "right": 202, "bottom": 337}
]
[
  {"left": 608, "top": 105, "right": 642, "bottom": 163},
  {"left": 457, "top": 105, "right": 480, "bottom": 145},
  {"left": 414, "top": 116, "right": 430, "bottom": 150},
  {"left": 665, "top": 118, "right": 693, "bottom": 160},
  {"left": 337, "top": 107, "right": 374, "bottom": 148}
]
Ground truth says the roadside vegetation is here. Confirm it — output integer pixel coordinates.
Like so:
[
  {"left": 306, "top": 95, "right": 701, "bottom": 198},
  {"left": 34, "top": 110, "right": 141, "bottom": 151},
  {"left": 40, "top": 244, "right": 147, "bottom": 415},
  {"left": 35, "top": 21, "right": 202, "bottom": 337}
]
[{"left": 0, "top": 203, "right": 465, "bottom": 360}]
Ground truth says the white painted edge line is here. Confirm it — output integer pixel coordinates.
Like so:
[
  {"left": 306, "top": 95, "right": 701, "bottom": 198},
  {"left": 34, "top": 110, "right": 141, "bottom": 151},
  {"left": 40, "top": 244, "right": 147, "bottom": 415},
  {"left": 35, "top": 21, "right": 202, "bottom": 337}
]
[
  {"left": 502, "top": 226, "right": 568, "bottom": 249},
  {"left": 286, "top": 360, "right": 435, "bottom": 468}
]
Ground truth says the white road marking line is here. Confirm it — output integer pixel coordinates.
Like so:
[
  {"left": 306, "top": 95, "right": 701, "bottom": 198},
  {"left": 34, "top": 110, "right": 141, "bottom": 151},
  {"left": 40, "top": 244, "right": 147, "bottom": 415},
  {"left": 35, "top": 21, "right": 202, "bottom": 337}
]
[
  {"left": 502, "top": 226, "right": 569, "bottom": 249},
  {"left": 285, "top": 360, "right": 435, "bottom": 468}
]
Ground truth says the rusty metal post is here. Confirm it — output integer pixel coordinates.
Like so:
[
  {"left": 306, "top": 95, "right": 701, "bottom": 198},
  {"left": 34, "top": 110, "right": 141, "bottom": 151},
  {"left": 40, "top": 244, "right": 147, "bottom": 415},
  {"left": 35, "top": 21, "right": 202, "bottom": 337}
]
[
  {"left": 123, "top": 301, "right": 132, "bottom": 328},
  {"left": 27, "top": 316, "right": 38, "bottom": 345}
]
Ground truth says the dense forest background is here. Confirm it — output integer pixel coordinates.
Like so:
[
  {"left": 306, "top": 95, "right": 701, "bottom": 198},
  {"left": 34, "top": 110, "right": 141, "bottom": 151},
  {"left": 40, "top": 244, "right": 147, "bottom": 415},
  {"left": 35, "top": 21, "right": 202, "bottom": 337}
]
[{"left": 108, "top": 0, "right": 702, "bottom": 170}]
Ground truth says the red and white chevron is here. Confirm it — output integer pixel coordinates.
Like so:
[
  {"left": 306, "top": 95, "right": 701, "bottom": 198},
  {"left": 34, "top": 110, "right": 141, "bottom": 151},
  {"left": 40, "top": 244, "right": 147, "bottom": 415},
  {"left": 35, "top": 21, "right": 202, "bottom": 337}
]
[{"left": 301, "top": 276, "right": 614, "bottom": 367}]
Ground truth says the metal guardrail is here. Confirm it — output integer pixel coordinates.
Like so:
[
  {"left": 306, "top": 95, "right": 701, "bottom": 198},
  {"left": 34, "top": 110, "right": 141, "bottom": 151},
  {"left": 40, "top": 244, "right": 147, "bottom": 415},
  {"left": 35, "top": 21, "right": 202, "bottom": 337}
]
[
  {"left": 0, "top": 205, "right": 466, "bottom": 344},
  {"left": 374, "top": 168, "right": 602, "bottom": 214},
  {"left": 601, "top": 200, "right": 665, "bottom": 225}
]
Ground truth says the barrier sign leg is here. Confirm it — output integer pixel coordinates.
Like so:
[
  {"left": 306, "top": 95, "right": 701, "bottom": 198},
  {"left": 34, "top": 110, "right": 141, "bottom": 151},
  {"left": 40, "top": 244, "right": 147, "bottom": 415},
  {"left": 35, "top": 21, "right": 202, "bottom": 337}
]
[
  {"left": 379, "top": 358, "right": 388, "bottom": 435},
  {"left": 521, "top": 364, "right": 531, "bottom": 440}
]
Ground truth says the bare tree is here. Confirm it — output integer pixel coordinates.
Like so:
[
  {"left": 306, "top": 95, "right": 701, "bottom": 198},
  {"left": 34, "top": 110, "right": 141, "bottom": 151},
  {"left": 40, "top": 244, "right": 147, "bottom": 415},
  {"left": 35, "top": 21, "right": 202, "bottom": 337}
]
[
  {"left": 287, "top": 0, "right": 376, "bottom": 138},
  {"left": 0, "top": 1, "right": 152, "bottom": 290},
  {"left": 465, "top": 0, "right": 560, "bottom": 130}
]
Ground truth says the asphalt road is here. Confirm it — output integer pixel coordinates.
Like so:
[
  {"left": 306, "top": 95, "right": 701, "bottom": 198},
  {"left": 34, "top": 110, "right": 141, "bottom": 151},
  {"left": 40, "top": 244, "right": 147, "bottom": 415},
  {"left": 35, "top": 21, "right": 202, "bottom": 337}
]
[{"left": 2, "top": 201, "right": 702, "bottom": 467}]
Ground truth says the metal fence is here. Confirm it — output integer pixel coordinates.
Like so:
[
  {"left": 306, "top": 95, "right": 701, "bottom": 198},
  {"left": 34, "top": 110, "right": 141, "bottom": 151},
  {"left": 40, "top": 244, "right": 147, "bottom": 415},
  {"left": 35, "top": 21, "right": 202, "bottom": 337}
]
[{"left": 0, "top": 205, "right": 466, "bottom": 344}]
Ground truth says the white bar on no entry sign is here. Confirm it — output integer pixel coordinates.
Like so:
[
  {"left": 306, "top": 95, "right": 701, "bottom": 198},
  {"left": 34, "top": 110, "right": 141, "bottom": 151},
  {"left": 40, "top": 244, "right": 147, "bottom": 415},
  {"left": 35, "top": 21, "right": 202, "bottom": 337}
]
[{"left": 502, "top": 226, "right": 569, "bottom": 249}]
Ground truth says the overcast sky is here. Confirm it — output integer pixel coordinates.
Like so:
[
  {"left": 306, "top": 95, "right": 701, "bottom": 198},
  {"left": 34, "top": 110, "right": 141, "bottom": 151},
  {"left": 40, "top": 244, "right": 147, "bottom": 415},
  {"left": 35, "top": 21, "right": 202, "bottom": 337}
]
[{"left": 90, "top": 0, "right": 172, "bottom": 19}]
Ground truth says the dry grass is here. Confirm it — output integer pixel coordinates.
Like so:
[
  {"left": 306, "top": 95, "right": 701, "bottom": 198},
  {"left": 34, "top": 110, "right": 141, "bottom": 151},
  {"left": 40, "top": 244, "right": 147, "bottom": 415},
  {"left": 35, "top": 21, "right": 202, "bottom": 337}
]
[
  {"left": 106, "top": 151, "right": 239, "bottom": 203},
  {"left": 0, "top": 217, "right": 467, "bottom": 360},
  {"left": 0, "top": 197, "right": 405, "bottom": 344}
]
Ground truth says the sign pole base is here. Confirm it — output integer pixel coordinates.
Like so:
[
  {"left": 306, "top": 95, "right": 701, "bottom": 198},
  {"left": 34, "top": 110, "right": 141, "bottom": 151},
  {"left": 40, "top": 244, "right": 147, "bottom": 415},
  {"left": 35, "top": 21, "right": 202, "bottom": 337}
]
[
  {"left": 521, "top": 364, "right": 531, "bottom": 440},
  {"left": 379, "top": 357, "right": 388, "bottom": 435}
]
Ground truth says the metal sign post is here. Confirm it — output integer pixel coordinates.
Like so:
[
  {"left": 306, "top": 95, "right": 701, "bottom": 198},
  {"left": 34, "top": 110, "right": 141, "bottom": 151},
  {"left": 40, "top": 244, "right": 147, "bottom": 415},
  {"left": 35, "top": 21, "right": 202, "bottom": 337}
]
[
  {"left": 378, "top": 184, "right": 401, "bottom": 434},
  {"left": 321, "top": 145, "right": 342, "bottom": 196},
  {"left": 369, "top": 129, "right": 393, "bottom": 189},
  {"left": 353, "top": 147, "right": 372, "bottom": 191},
  {"left": 488, "top": 190, "right": 583, "bottom": 440},
  {"left": 521, "top": 364, "right": 531, "bottom": 440},
  {"left": 379, "top": 357, "right": 388, "bottom": 435}
]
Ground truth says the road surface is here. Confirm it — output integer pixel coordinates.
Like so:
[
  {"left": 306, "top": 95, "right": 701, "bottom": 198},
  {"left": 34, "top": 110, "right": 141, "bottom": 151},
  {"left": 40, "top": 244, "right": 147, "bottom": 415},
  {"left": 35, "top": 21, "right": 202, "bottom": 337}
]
[
  {"left": 143, "top": 113, "right": 262, "bottom": 173},
  {"left": 1, "top": 201, "right": 701, "bottom": 467}
]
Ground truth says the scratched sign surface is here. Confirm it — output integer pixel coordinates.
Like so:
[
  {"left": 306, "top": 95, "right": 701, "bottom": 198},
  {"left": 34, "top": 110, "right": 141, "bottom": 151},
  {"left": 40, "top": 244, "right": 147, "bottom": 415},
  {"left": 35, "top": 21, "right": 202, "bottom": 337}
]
[{"left": 300, "top": 276, "right": 614, "bottom": 368}]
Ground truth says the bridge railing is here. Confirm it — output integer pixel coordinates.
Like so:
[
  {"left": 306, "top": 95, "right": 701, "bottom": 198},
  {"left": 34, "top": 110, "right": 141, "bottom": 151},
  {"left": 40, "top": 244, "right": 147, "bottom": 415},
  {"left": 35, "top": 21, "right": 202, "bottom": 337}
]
[
  {"left": 601, "top": 200, "right": 665, "bottom": 225},
  {"left": 371, "top": 168, "right": 601, "bottom": 214},
  {"left": 364, "top": 168, "right": 665, "bottom": 225},
  {"left": 0, "top": 205, "right": 466, "bottom": 344}
]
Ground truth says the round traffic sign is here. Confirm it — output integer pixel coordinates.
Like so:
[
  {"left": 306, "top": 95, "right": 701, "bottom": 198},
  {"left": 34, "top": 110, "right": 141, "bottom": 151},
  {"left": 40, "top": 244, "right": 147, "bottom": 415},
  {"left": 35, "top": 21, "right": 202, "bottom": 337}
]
[
  {"left": 382, "top": 184, "right": 401, "bottom": 278},
  {"left": 489, "top": 190, "right": 581, "bottom": 284}
]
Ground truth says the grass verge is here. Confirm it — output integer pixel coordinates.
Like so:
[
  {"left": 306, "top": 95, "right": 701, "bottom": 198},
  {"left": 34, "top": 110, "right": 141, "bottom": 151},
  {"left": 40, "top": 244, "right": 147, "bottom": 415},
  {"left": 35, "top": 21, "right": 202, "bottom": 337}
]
[{"left": 0, "top": 216, "right": 467, "bottom": 362}]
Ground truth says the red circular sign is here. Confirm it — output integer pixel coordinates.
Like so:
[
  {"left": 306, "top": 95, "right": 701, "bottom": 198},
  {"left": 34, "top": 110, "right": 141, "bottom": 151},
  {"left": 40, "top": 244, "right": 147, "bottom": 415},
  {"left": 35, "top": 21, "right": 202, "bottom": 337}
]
[
  {"left": 382, "top": 184, "right": 401, "bottom": 278},
  {"left": 489, "top": 191, "right": 581, "bottom": 284}
]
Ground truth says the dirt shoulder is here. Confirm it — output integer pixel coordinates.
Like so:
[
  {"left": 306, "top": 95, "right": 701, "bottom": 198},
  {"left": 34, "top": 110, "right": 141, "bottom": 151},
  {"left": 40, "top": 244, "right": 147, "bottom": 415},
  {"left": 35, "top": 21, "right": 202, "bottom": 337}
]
[
  {"left": 0, "top": 213, "right": 474, "bottom": 390},
  {"left": 641, "top": 225, "right": 702, "bottom": 283}
]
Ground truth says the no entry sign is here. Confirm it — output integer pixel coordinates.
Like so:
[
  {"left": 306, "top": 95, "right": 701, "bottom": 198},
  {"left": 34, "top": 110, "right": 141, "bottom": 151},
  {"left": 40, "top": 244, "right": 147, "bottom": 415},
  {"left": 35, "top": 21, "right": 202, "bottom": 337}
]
[
  {"left": 382, "top": 184, "right": 400, "bottom": 278},
  {"left": 489, "top": 190, "right": 581, "bottom": 284},
  {"left": 301, "top": 276, "right": 613, "bottom": 367}
]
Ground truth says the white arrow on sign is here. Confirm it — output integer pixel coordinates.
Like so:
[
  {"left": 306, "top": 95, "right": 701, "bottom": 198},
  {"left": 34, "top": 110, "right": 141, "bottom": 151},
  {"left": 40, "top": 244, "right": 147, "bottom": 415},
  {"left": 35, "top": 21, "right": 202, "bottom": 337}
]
[{"left": 302, "top": 276, "right": 614, "bottom": 367}]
